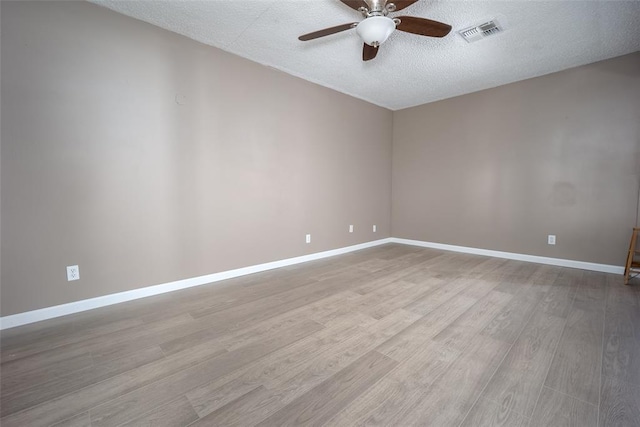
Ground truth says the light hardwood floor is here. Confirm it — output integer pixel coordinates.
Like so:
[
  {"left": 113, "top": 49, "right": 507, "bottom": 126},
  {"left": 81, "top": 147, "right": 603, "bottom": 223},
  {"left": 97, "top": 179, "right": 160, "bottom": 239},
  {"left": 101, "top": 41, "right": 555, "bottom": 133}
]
[{"left": 1, "top": 244, "right": 639, "bottom": 426}]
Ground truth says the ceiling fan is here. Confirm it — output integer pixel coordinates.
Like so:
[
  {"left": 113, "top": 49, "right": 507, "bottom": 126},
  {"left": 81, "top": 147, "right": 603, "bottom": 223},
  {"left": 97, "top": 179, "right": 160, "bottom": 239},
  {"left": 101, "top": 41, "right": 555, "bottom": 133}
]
[{"left": 298, "top": 0, "right": 452, "bottom": 61}]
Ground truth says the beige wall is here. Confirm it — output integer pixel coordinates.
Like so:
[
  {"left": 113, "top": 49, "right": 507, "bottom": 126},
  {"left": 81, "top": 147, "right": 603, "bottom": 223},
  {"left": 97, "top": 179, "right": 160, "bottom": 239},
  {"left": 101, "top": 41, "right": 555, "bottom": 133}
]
[
  {"left": 0, "top": 1, "right": 393, "bottom": 316},
  {"left": 392, "top": 52, "right": 640, "bottom": 266}
]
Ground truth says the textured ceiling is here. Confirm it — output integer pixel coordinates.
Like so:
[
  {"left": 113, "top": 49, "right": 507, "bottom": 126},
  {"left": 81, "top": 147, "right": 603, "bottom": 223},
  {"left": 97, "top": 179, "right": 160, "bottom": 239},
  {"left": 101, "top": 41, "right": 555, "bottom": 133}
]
[{"left": 91, "top": 0, "right": 640, "bottom": 110}]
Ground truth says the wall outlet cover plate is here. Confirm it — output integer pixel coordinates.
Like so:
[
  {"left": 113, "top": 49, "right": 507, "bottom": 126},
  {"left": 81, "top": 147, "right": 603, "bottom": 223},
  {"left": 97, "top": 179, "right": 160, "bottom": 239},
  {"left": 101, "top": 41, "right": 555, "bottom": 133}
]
[{"left": 67, "top": 265, "right": 80, "bottom": 281}]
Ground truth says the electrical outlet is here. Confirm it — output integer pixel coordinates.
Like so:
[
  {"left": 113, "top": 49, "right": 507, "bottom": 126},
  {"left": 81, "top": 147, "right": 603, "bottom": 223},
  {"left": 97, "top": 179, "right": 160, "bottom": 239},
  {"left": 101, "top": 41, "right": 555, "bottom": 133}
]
[
  {"left": 305, "top": 234, "right": 311, "bottom": 244},
  {"left": 373, "top": 225, "right": 377, "bottom": 232},
  {"left": 548, "top": 235, "right": 556, "bottom": 245},
  {"left": 67, "top": 265, "right": 80, "bottom": 281},
  {"left": 349, "top": 225, "right": 354, "bottom": 233}
]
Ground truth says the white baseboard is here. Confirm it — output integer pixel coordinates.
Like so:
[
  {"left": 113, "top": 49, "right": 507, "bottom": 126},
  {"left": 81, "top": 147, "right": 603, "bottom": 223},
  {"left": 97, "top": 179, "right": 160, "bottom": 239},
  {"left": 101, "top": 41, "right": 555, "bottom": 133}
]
[
  {"left": 1, "top": 236, "right": 624, "bottom": 330},
  {"left": 390, "top": 238, "right": 624, "bottom": 275},
  {"left": 0, "top": 238, "right": 393, "bottom": 330}
]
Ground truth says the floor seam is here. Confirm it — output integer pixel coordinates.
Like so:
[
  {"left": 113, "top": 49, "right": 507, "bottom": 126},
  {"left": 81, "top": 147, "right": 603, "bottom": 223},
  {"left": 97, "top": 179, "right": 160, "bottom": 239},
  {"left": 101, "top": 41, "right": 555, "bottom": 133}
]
[{"left": 542, "top": 384, "right": 599, "bottom": 408}]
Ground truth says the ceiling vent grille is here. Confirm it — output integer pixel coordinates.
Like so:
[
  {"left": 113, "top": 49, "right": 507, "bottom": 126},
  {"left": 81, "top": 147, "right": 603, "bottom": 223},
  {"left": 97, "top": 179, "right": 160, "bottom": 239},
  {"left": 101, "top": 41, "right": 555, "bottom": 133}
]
[{"left": 459, "top": 19, "right": 504, "bottom": 43}]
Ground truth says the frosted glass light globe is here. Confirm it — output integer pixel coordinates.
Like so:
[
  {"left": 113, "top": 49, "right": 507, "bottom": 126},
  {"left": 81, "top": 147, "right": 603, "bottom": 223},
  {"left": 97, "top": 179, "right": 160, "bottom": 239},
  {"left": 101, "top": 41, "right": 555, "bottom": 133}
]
[{"left": 356, "top": 16, "right": 396, "bottom": 47}]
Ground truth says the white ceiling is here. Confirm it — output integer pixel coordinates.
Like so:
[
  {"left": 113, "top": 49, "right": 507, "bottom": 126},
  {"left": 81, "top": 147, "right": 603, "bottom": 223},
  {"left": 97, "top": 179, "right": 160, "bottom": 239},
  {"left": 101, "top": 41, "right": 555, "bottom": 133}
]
[{"left": 91, "top": 0, "right": 640, "bottom": 110}]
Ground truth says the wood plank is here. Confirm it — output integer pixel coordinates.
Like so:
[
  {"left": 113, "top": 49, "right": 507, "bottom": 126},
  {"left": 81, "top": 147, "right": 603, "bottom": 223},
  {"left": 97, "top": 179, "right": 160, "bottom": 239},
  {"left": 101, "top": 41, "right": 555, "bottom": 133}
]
[
  {"left": 86, "top": 314, "right": 198, "bottom": 364},
  {"left": 0, "top": 317, "right": 143, "bottom": 364},
  {"left": 125, "top": 268, "right": 319, "bottom": 325},
  {"left": 0, "top": 302, "right": 153, "bottom": 354},
  {"left": 605, "top": 283, "right": 640, "bottom": 340},
  {"left": 351, "top": 280, "right": 419, "bottom": 313},
  {"left": 262, "top": 309, "right": 419, "bottom": 392},
  {"left": 324, "top": 340, "right": 459, "bottom": 426},
  {"left": 130, "top": 275, "right": 319, "bottom": 327},
  {"left": 572, "top": 271, "right": 607, "bottom": 312},
  {"left": 308, "top": 263, "right": 368, "bottom": 282},
  {"left": 480, "top": 291, "right": 542, "bottom": 344},
  {"left": 187, "top": 309, "right": 417, "bottom": 420},
  {"left": 327, "top": 380, "right": 429, "bottom": 426},
  {"left": 490, "top": 263, "right": 557, "bottom": 297},
  {"left": 404, "top": 277, "right": 480, "bottom": 316},
  {"left": 352, "top": 254, "right": 442, "bottom": 294},
  {"left": 87, "top": 320, "right": 323, "bottom": 427},
  {"left": 606, "top": 273, "right": 640, "bottom": 308},
  {"left": 0, "top": 349, "right": 94, "bottom": 394},
  {"left": 162, "top": 290, "right": 361, "bottom": 355},
  {"left": 2, "top": 268, "right": 306, "bottom": 358},
  {"left": 49, "top": 412, "right": 92, "bottom": 427},
  {"left": 220, "top": 291, "right": 367, "bottom": 351},
  {"left": 318, "top": 309, "right": 378, "bottom": 329},
  {"left": 1, "top": 317, "right": 77, "bottom": 351},
  {"left": 526, "top": 264, "right": 562, "bottom": 288},
  {"left": 361, "top": 279, "right": 445, "bottom": 319},
  {"left": 461, "top": 257, "right": 510, "bottom": 279},
  {"left": 155, "top": 280, "right": 349, "bottom": 357},
  {"left": 381, "top": 339, "right": 460, "bottom": 391},
  {"left": 1, "top": 346, "right": 165, "bottom": 417},
  {"left": 188, "top": 385, "right": 274, "bottom": 427},
  {"left": 297, "top": 291, "right": 364, "bottom": 324},
  {"left": 599, "top": 375, "right": 640, "bottom": 427},
  {"left": 479, "top": 310, "right": 566, "bottom": 417},
  {"left": 602, "top": 332, "right": 640, "bottom": 390},
  {"left": 2, "top": 313, "right": 193, "bottom": 369},
  {"left": 186, "top": 372, "right": 272, "bottom": 421},
  {"left": 192, "top": 339, "right": 412, "bottom": 427},
  {"left": 186, "top": 320, "right": 366, "bottom": 417},
  {"left": 119, "top": 395, "right": 199, "bottom": 427},
  {"left": 484, "top": 260, "right": 540, "bottom": 286},
  {"left": 183, "top": 310, "right": 419, "bottom": 425},
  {"left": 372, "top": 244, "right": 425, "bottom": 260},
  {"left": 544, "top": 305, "right": 604, "bottom": 404},
  {"left": 424, "top": 253, "right": 491, "bottom": 275},
  {"left": 255, "top": 351, "right": 397, "bottom": 427},
  {"left": 553, "top": 267, "right": 584, "bottom": 287},
  {"left": 376, "top": 293, "right": 478, "bottom": 362},
  {"left": 537, "top": 276, "right": 578, "bottom": 319},
  {"left": 363, "top": 278, "right": 446, "bottom": 319},
  {"left": 529, "top": 386, "right": 598, "bottom": 427},
  {"left": 432, "top": 290, "right": 512, "bottom": 351},
  {"left": 395, "top": 335, "right": 511, "bottom": 426},
  {"left": 353, "top": 258, "right": 399, "bottom": 274},
  {"left": 0, "top": 339, "right": 227, "bottom": 427},
  {"left": 602, "top": 294, "right": 640, "bottom": 387},
  {"left": 460, "top": 397, "right": 529, "bottom": 427},
  {"left": 405, "top": 252, "right": 459, "bottom": 272}
]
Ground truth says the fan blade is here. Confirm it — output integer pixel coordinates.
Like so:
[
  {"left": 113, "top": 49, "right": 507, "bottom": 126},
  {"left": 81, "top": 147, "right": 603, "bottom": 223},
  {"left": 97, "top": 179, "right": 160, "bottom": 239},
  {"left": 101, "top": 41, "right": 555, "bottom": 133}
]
[
  {"left": 363, "top": 43, "right": 379, "bottom": 61},
  {"left": 388, "top": 0, "right": 420, "bottom": 11},
  {"left": 396, "top": 16, "right": 452, "bottom": 37},
  {"left": 298, "top": 23, "right": 358, "bottom": 41},
  {"left": 339, "top": 0, "right": 368, "bottom": 11}
]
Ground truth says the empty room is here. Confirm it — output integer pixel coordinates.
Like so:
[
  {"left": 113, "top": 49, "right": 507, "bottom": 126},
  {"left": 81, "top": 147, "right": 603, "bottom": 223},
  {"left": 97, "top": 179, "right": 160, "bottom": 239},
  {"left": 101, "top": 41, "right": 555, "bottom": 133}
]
[{"left": 1, "top": 0, "right": 639, "bottom": 426}]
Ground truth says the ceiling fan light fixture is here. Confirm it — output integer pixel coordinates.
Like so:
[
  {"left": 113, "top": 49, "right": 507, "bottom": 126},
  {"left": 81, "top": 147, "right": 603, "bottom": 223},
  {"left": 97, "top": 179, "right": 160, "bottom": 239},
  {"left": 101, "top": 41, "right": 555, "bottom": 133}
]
[{"left": 356, "top": 16, "right": 396, "bottom": 47}]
